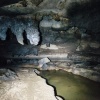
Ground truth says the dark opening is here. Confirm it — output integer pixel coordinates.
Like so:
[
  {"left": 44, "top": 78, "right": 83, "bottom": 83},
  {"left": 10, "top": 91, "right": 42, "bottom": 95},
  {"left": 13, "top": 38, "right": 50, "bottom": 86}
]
[
  {"left": 23, "top": 30, "right": 30, "bottom": 45},
  {"left": 6, "top": 28, "right": 17, "bottom": 43}
]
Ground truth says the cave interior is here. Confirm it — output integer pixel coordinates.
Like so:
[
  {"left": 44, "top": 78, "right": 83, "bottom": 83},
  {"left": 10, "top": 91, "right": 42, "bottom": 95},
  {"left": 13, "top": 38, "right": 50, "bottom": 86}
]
[{"left": 0, "top": 0, "right": 100, "bottom": 100}]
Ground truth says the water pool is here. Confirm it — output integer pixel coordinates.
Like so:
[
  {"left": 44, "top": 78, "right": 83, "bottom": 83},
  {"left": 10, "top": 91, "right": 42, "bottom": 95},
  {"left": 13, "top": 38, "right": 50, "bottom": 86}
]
[{"left": 40, "top": 70, "right": 100, "bottom": 100}]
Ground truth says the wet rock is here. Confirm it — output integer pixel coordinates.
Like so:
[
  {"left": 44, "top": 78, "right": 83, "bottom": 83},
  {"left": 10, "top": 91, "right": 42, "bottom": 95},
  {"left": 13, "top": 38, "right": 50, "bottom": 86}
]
[
  {"left": 69, "top": 66, "right": 100, "bottom": 82},
  {"left": 34, "top": 69, "right": 40, "bottom": 74},
  {"left": 43, "top": 61, "right": 100, "bottom": 82},
  {"left": 58, "top": 62, "right": 68, "bottom": 68},
  {"left": 44, "top": 62, "right": 57, "bottom": 70},
  {"left": 38, "top": 58, "right": 50, "bottom": 68},
  {"left": 42, "top": 64, "right": 50, "bottom": 70},
  {"left": 73, "top": 67, "right": 100, "bottom": 82}
]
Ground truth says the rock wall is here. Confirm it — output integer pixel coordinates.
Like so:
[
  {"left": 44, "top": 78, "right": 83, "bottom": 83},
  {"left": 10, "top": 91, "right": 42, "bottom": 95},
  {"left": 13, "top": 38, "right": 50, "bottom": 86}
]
[
  {"left": 0, "top": 0, "right": 100, "bottom": 82},
  {"left": 0, "top": 0, "right": 100, "bottom": 33}
]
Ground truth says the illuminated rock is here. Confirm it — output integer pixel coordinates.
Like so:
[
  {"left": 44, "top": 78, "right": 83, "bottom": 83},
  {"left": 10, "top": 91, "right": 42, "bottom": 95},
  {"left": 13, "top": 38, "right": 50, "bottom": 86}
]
[{"left": 0, "top": 68, "right": 63, "bottom": 100}]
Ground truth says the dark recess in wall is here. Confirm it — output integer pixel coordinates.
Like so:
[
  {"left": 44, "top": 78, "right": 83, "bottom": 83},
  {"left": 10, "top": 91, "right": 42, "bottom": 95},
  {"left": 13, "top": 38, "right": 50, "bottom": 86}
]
[
  {"left": 0, "top": 0, "right": 21, "bottom": 7},
  {"left": 6, "top": 28, "right": 17, "bottom": 41},
  {"left": 67, "top": 0, "right": 100, "bottom": 34},
  {"left": 23, "top": 30, "right": 30, "bottom": 45}
]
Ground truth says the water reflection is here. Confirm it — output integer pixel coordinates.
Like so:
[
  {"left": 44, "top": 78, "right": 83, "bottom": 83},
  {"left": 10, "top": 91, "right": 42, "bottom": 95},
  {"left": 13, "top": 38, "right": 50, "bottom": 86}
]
[{"left": 40, "top": 70, "right": 100, "bottom": 100}]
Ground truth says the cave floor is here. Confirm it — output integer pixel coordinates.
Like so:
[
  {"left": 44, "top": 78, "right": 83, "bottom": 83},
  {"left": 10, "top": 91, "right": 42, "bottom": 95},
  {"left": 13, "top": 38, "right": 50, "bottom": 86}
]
[{"left": 0, "top": 68, "right": 62, "bottom": 100}]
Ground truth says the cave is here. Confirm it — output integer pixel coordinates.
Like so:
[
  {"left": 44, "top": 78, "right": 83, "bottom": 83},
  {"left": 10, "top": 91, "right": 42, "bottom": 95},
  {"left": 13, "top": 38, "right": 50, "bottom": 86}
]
[{"left": 0, "top": 0, "right": 100, "bottom": 100}]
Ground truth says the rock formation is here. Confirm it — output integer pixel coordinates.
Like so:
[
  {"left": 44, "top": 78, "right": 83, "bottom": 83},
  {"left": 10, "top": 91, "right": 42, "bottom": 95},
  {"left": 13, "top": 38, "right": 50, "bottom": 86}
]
[
  {"left": 0, "top": 16, "right": 40, "bottom": 45},
  {"left": 0, "top": 0, "right": 100, "bottom": 83}
]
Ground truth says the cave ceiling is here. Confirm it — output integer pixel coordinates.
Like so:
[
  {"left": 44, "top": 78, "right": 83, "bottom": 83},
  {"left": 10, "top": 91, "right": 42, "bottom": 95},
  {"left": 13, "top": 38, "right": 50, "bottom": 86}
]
[
  {"left": 0, "top": 0, "right": 100, "bottom": 45},
  {"left": 0, "top": 0, "right": 100, "bottom": 20},
  {"left": 0, "top": 0, "right": 68, "bottom": 16},
  {"left": 0, "top": 0, "right": 97, "bottom": 16}
]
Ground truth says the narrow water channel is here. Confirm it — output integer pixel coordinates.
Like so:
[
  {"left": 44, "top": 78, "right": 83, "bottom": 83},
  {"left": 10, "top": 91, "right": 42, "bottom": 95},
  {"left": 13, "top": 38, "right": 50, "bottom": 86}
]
[{"left": 40, "top": 70, "right": 100, "bottom": 100}]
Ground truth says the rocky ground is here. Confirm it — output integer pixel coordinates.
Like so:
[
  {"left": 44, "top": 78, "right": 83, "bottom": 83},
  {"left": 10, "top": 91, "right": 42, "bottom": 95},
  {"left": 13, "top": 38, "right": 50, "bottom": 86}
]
[{"left": 0, "top": 68, "right": 63, "bottom": 100}]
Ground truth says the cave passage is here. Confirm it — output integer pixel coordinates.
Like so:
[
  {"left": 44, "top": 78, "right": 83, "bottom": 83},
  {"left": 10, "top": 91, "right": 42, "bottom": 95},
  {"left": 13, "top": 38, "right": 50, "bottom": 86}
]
[{"left": 0, "top": 0, "right": 100, "bottom": 100}]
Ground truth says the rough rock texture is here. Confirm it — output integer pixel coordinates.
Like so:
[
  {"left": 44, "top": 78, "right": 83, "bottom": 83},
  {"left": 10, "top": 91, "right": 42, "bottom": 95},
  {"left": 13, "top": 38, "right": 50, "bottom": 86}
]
[
  {"left": 0, "top": 16, "right": 40, "bottom": 45},
  {"left": 0, "top": 69, "right": 62, "bottom": 100},
  {"left": 0, "top": 0, "right": 100, "bottom": 83},
  {"left": 39, "top": 16, "right": 71, "bottom": 44},
  {"left": 0, "top": 0, "right": 100, "bottom": 34},
  {"left": 52, "top": 62, "right": 100, "bottom": 82}
]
